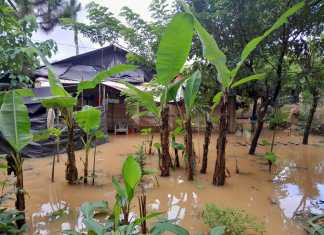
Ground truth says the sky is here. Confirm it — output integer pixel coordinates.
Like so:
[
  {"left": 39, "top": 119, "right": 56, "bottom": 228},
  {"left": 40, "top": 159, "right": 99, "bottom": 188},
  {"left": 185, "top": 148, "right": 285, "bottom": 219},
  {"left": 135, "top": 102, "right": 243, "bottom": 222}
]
[{"left": 32, "top": 0, "right": 170, "bottom": 62}]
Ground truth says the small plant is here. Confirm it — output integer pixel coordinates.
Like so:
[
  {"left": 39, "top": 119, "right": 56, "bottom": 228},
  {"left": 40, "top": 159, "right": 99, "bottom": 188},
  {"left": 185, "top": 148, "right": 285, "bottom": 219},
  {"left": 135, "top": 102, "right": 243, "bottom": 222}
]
[
  {"left": 75, "top": 106, "right": 103, "bottom": 184},
  {"left": 133, "top": 145, "right": 156, "bottom": 179},
  {"left": 112, "top": 156, "right": 142, "bottom": 225},
  {"left": 202, "top": 204, "right": 265, "bottom": 235},
  {"left": 0, "top": 208, "right": 27, "bottom": 234},
  {"left": 264, "top": 152, "right": 277, "bottom": 173}
]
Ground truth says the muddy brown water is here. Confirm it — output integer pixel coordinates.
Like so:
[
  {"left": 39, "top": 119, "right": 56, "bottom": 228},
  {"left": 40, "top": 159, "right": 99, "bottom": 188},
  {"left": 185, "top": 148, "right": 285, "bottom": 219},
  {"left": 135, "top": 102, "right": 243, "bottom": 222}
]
[{"left": 4, "top": 131, "right": 324, "bottom": 234}]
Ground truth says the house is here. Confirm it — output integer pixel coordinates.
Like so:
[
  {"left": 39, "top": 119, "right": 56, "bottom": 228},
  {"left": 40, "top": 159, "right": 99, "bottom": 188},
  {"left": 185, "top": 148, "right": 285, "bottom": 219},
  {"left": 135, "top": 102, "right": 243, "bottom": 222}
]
[{"left": 34, "top": 44, "right": 155, "bottom": 132}]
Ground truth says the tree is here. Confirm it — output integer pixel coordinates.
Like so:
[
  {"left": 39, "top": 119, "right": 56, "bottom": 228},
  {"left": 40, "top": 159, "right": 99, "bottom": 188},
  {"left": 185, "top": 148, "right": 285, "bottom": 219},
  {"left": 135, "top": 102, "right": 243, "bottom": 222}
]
[
  {"left": 73, "top": 0, "right": 173, "bottom": 72},
  {"left": 60, "top": 0, "right": 81, "bottom": 55},
  {"left": 298, "top": 39, "right": 324, "bottom": 144},
  {"left": 124, "top": 13, "right": 194, "bottom": 177},
  {"left": 0, "top": 4, "right": 56, "bottom": 89},
  {"left": 7, "top": 0, "right": 81, "bottom": 32},
  {"left": 248, "top": 0, "right": 323, "bottom": 154},
  {"left": 182, "top": 1, "right": 304, "bottom": 185}
]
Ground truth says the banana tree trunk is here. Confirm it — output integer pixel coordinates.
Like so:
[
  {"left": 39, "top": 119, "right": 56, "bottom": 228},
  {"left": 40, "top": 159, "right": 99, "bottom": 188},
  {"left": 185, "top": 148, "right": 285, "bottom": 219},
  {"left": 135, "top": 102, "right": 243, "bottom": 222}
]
[
  {"left": 200, "top": 113, "right": 212, "bottom": 174},
  {"left": 64, "top": 109, "right": 78, "bottom": 184},
  {"left": 228, "top": 94, "right": 236, "bottom": 133},
  {"left": 303, "top": 94, "right": 319, "bottom": 145},
  {"left": 185, "top": 117, "right": 194, "bottom": 181},
  {"left": 160, "top": 106, "right": 171, "bottom": 177},
  {"left": 15, "top": 153, "right": 25, "bottom": 228},
  {"left": 213, "top": 91, "right": 229, "bottom": 186}
]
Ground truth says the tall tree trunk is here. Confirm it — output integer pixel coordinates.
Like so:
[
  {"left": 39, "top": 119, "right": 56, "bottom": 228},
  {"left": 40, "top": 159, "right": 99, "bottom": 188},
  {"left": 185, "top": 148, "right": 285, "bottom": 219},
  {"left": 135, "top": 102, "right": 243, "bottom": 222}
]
[
  {"left": 249, "top": 25, "right": 288, "bottom": 155},
  {"left": 251, "top": 97, "right": 258, "bottom": 133},
  {"left": 64, "top": 109, "right": 78, "bottom": 184},
  {"left": 160, "top": 106, "right": 171, "bottom": 177},
  {"left": 185, "top": 117, "right": 194, "bottom": 181},
  {"left": 15, "top": 153, "right": 25, "bottom": 228},
  {"left": 249, "top": 106, "right": 267, "bottom": 155},
  {"left": 213, "top": 92, "right": 229, "bottom": 186},
  {"left": 303, "top": 93, "right": 319, "bottom": 145},
  {"left": 228, "top": 94, "right": 236, "bottom": 133},
  {"left": 74, "top": 25, "right": 79, "bottom": 55},
  {"left": 200, "top": 113, "right": 212, "bottom": 174}
]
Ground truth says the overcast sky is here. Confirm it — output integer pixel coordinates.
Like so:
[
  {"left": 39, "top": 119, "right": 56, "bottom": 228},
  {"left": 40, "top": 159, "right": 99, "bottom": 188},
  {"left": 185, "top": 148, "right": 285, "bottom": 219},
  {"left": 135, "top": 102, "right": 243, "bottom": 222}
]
[{"left": 32, "top": 0, "right": 172, "bottom": 62}]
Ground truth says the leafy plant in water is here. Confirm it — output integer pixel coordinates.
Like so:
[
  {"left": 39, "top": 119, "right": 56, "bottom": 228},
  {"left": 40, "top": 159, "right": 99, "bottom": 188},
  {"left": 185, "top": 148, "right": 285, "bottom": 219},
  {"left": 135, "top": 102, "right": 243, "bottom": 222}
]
[
  {"left": 37, "top": 52, "right": 136, "bottom": 184},
  {"left": 123, "top": 12, "right": 194, "bottom": 177},
  {"left": 0, "top": 89, "right": 34, "bottom": 227},
  {"left": 181, "top": 0, "right": 304, "bottom": 185},
  {"left": 75, "top": 105, "right": 104, "bottom": 184},
  {"left": 112, "top": 156, "right": 142, "bottom": 226},
  {"left": 202, "top": 204, "right": 265, "bottom": 235}
]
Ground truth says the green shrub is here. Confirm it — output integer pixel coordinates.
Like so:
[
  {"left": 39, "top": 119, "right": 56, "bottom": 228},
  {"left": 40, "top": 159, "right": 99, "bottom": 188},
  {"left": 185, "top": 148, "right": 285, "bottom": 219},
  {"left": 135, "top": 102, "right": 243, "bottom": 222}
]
[{"left": 202, "top": 204, "right": 265, "bottom": 235}]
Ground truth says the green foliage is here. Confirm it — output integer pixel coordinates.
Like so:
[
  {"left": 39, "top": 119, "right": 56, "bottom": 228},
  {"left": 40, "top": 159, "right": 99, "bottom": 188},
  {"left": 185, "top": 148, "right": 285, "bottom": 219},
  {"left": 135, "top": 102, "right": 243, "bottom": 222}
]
[
  {"left": 133, "top": 145, "right": 156, "bottom": 176},
  {"left": 112, "top": 156, "right": 142, "bottom": 225},
  {"left": 267, "top": 108, "right": 288, "bottom": 129},
  {"left": 0, "top": 90, "right": 33, "bottom": 152},
  {"left": 209, "top": 226, "right": 226, "bottom": 235},
  {"left": 183, "top": 70, "right": 202, "bottom": 115},
  {"left": 202, "top": 204, "right": 265, "bottom": 235},
  {"left": 265, "top": 152, "right": 277, "bottom": 164},
  {"left": 123, "top": 83, "right": 160, "bottom": 118},
  {"left": 260, "top": 139, "right": 271, "bottom": 146},
  {"left": 75, "top": 106, "right": 101, "bottom": 134},
  {"left": 0, "top": 208, "right": 27, "bottom": 234},
  {"left": 0, "top": 4, "right": 57, "bottom": 89},
  {"left": 182, "top": 0, "right": 304, "bottom": 98},
  {"left": 156, "top": 13, "right": 193, "bottom": 85},
  {"left": 140, "top": 128, "right": 152, "bottom": 136},
  {"left": 231, "top": 1, "right": 305, "bottom": 78},
  {"left": 150, "top": 219, "right": 189, "bottom": 235}
]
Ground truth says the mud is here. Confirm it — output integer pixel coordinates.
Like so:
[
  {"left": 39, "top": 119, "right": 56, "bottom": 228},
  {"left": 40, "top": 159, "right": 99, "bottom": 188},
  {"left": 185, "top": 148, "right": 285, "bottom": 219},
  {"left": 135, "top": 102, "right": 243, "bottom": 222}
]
[{"left": 4, "top": 131, "right": 324, "bottom": 234}]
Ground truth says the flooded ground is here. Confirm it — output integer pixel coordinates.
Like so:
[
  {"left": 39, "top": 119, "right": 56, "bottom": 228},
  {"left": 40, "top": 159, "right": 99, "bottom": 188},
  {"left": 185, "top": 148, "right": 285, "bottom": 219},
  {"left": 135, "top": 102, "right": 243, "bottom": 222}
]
[{"left": 7, "top": 131, "right": 324, "bottom": 234}]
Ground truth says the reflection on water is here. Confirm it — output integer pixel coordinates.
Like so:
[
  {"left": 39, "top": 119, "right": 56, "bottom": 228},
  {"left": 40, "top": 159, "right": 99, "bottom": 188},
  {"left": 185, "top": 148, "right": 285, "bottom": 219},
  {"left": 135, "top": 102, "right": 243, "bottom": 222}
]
[
  {"left": 32, "top": 201, "right": 70, "bottom": 234},
  {"left": 273, "top": 146, "right": 324, "bottom": 219},
  {"left": 148, "top": 191, "right": 199, "bottom": 226}
]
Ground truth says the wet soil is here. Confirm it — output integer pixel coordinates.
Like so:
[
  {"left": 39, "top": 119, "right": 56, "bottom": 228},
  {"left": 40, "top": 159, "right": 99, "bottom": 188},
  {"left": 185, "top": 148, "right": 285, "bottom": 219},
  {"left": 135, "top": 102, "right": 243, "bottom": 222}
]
[{"left": 4, "top": 131, "right": 324, "bottom": 234}]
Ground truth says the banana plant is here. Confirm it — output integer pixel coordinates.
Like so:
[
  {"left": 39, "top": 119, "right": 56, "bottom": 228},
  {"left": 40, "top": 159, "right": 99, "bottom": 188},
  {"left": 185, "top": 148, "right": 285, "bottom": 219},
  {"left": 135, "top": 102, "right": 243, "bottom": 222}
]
[
  {"left": 112, "top": 156, "right": 142, "bottom": 226},
  {"left": 74, "top": 106, "right": 103, "bottom": 184},
  {"left": 182, "top": 71, "right": 202, "bottom": 181},
  {"left": 182, "top": 1, "right": 304, "bottom": 185},
  {"left": 0, "top": 89, "right": 34, "bottom": 227},
  {"left": 39, "top": 63, "right": 136, "bottom": 184},
  {"left": 123, "top": 13, "right": 193, "bottom": 177}
]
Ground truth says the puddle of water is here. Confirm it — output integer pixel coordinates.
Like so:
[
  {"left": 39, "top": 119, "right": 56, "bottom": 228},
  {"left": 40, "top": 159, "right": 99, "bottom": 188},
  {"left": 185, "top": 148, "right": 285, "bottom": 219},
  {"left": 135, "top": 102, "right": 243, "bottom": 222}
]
[{"left": 273, "top": 143, "right": 324, "bottom": 220}]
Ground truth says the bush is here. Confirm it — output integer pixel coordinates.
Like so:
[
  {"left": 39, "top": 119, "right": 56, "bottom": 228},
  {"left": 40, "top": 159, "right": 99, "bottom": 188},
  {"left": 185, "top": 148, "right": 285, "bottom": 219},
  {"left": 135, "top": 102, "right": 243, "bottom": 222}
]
[{"left": 202, "top": 204, "right": 265, "bottom": 235}]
